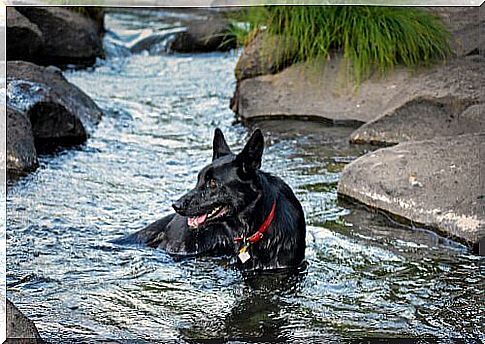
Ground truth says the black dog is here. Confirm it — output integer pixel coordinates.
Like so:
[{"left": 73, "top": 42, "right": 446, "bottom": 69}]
[{"left": 117, "top": 128, "right": 306, "bottom": 271}]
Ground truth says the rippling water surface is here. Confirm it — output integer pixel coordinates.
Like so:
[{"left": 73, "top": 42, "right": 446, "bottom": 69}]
[{"left": 6, "top": 10, "right": 484, "bottom": 343}]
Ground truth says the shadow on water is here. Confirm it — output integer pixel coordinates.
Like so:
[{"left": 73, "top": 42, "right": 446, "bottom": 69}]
[{"left": 6, "top": 8, "right": 485, "bottom": 343}]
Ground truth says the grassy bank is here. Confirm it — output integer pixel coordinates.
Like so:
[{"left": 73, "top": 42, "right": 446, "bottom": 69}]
[{"left": 232, "top": 6, "right": 451, "bottom": 83}]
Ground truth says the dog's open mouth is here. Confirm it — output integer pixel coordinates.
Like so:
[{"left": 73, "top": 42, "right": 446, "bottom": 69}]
[{"left": 187, "top": 205, "right": 229, "bottom": 229}]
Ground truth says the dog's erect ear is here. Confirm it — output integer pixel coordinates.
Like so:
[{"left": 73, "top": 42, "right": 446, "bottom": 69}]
[
  {"left": 236, "top": 129, "right": 264, "bottom": 173},
  {"left": 213, "top": 128, "right": 232, "bottom": 161}
]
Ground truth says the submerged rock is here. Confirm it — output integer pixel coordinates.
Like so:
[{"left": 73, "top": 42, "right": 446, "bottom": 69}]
[
  {"left": 6, "top": 299, "right": 43, "bottom": 343},
  {"left": 7, "top": 105, "right": 38, "bottom": 177},
  {"left": 6, "top": 7, "right": 44, "bottom": 62},
  {"left": 337, "top": 133, "right": 484, "bottom": 251},
  {"left": 7, "top": 61, "right": 102, "bottom": 135},
  {"left": 14, "top": 6, "right": 104, "bottom": 67},
  {"left": 103, "top": 34, "right": 131, "bottom": 59},
  {"left": 130, "top": 27, "right": 184, "bottom": 55}
]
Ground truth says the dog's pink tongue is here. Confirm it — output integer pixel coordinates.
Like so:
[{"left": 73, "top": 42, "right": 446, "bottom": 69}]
[{"left": 188, "top": 214, "right": 207, "bottom": 227}]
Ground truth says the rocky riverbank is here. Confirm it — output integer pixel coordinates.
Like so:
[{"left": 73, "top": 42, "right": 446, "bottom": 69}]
[
  {"left": 231, "top": 6, "right": 484, "bottom": 251},
  {"left": 6, "top": 6, "right": 106, "bottom": 181}
]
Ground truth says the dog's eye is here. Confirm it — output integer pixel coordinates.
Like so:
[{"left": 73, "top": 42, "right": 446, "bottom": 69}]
[{"left": 208, "top": 179, "right": 217, "bottom": 189}]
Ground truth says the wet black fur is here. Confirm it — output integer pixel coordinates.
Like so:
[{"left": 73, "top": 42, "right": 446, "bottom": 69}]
[{"left": 115, "top": 128, "right": 306, "bottom": 271}]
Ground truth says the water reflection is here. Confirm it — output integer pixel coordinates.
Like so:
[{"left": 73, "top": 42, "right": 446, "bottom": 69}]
[{"left": 181, "top": 269, "right": 308, "bottom": 342}]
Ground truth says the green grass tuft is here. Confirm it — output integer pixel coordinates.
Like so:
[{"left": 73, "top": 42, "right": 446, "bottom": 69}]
[
  {"left": 227, "top": 8, "right": 270, "bottom": 48},
  {"left": 233, "top": 6, "right": 451, "bottom": 83}
]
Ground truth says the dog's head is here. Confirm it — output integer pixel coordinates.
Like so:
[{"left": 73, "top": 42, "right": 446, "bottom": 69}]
[{"left": 172, "top": 128, "right": 264, "bottom": 229}]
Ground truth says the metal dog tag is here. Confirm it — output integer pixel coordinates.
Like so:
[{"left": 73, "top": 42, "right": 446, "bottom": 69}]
[{"left": 238, "top": 250, "right": 251, "bottom": 263}]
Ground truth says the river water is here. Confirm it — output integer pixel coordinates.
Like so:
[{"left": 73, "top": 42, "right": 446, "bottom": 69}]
[{"left": 6, "top": 9, "right": 484, "bottom": 343}]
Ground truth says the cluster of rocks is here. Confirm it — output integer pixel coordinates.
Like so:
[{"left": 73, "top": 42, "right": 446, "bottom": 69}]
[
  {"left": 231, "top": 7, "right": 484, "bottom": 251},
  {"left": 6, "top": 7, "right": 105, "bottom": 182},
  {"left": 7, "top": 7, "right": 105, "bottom": 67}
]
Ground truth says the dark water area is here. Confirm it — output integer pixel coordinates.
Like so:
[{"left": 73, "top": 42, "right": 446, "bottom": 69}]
[{"left": 6, "top": 9, "right": 484, "bottom": 343}]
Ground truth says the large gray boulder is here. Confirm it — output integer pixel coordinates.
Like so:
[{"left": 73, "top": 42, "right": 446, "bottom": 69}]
[
  {"left": 349, "top": 54, "right": 484, "bottom": 145},
  {"left": 232, "top": 56, "right": 383, "bottom": 124},
  {"left": 432, "top": 7, "right": 484, "bottom": 57},
  {"left": 231, "top": 54, "right": 484, "bottom": 125},
  {"left": 15, "top": 6, "right": 104, "bottom": 67},
  {"left": 350, "top": 99, "right": 484, "bottom": 145},
  {"left": 7, "top": 61, "right": 102, "bottom": 137},
  {"left": 6, "top": 299, "right": 43, "bottom": 343},
  {"left": 337, "top": 133, "right": 484, "bottom": 250},
  {"left": 7, "top": 105, "right": 38, "bottom": 177},
  {"left": 6, "top": 7, "right": 44, "bottom": 62}
]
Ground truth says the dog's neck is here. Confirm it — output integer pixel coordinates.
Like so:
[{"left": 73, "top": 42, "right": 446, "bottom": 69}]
[
  {"left": 236, "top": 173, "right": 276, "bottom": 238},
  {"left": 234, "top": 200, "right": 276, "bottom": 244},
  {"left": 236, "top": 191, "right": 262, "bottom": 236}
]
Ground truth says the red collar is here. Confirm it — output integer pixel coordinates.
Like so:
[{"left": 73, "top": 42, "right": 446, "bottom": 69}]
[{"left": 234, "top": 200, "right": 276, "bottom": 245}]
